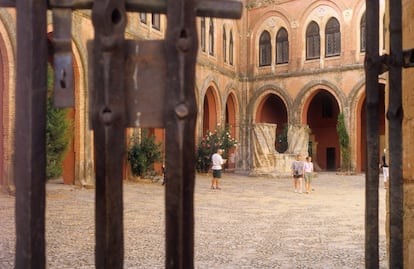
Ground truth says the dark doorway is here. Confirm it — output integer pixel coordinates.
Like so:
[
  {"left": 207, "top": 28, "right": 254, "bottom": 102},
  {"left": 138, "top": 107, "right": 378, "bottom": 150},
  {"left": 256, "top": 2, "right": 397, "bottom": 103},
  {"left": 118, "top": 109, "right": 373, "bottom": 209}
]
[{"left": 326, "top": 147, "right": 336, "bottom": 170}]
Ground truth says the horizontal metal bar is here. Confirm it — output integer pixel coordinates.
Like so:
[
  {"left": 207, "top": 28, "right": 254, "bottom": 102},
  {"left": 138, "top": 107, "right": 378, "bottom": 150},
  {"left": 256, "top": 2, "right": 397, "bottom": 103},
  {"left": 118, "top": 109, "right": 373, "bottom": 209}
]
[
  {"left": 0, "top": 0, "right": 243, "bottom": 19},
  {"left": 0, "top": 0, "right": 13, "bottom": 7}
]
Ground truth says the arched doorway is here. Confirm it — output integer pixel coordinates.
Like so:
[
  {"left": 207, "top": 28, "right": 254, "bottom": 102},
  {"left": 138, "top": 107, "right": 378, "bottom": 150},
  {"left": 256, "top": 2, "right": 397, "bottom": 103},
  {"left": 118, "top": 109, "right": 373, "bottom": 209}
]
[
  {"left": 202, "top": 86, "right": 218, "bottom": 135},
  {"left": 225, "top": 92, "right": 237, "bottom": 137},
  {"left": 356, "top": 83, "right": 386, "bottom": 172},
  {"left": 255, "top": 93, "right": 288, "bottom": 152},
  {"left": 225, "top": 92, "right": 237, "bottom": 168},
  {"left": 306, "top": 90, "right": 340, "bottom": 170}
]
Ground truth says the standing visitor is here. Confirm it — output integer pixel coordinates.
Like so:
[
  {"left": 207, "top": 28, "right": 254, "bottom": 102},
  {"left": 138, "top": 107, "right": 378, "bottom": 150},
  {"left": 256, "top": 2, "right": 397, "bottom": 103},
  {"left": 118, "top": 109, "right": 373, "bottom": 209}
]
[
  {"left": 211, "top": 149, "right": 226, "bottom": 190},
  {"left": 291, "top": 154, "right": 305, "bottom": 193},
  {"left": 304, "top": 156, "right": 314, "bottom": 194}
]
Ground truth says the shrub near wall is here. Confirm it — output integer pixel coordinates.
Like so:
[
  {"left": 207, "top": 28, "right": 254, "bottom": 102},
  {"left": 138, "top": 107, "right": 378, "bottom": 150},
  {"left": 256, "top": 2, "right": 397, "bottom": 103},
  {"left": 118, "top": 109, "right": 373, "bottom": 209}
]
[
  {"left": 127, "top": 129, "right": 162, "bottom": 177},
  {"left": 196, "top": 126, "right": 237, "bottom": 173}
]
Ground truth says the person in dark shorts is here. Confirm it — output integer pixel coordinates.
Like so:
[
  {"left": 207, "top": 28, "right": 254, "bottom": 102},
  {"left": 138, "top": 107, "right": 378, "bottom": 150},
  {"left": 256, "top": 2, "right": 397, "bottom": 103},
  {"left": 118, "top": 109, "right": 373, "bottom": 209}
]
[
  {"left": 211, "top": 149, "right": 226, "bottom": 190},
  {"left": 291, "top": 154, "right": 305, "bottom": 193}
]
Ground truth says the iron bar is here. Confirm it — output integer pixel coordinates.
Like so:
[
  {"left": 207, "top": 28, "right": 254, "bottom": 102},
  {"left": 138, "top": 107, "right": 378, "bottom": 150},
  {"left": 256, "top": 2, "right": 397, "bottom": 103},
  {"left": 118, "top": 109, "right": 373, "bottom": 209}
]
[
  {"left": 364, "top": 0, "right": 380, "bottom": 268},
  {"left": 388, "top": 0, "right": 404, "bottom": 267},
  {"left": 14, "top": 0, "right": 48, "bottom": 268},
  {"left": 0, "top": 0, "right": 243, "bottom": 19},
  {"left": 91, "top": 1, "right": 127, "bottom": 268},
  {"left": 164, "top": 0, "right": 198, "bottom": 267},
  {"left": 52, "top": 8, "right": 74, "bottom": 107}
]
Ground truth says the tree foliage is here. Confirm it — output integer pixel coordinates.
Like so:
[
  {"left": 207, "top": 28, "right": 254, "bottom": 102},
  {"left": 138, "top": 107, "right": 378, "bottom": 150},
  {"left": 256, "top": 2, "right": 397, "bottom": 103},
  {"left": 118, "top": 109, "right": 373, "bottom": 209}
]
[
  {"left": 46, "top": 64, "right": 73, "bottom": 179},
  {"left": 127, "top": 129, "right": 163, "bottom": 177},
  {"left": 336, "top": 113, "right": 351, "bottom": 171},
  {"left": 195, "top": 126, "right": 237, "bottom": 173}
]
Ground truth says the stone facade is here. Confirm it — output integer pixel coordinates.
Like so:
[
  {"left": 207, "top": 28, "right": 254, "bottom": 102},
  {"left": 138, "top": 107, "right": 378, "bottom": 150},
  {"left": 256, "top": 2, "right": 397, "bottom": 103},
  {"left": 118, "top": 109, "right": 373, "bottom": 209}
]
[
  {"left": 0, "top": 0, "right": 413, "bottom": 267},
  {"left": 0, "top": 1, "right": 389, "bottom": 182}
]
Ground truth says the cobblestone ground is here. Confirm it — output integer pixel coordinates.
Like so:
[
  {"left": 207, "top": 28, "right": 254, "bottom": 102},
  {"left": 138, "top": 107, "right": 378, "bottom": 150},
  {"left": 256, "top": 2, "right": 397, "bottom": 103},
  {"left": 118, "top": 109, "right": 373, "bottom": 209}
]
[{"left": 0, "top": 172, "right": 388, "bottom": 269}]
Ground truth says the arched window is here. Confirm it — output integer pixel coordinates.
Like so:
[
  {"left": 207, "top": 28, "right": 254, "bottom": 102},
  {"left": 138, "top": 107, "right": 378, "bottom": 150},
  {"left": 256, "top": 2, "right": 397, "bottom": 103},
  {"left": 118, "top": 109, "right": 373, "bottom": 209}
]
[
  {"left": 139, "top": 13, "right": 147, "bottom": 24},
  {"left": 259, "top": 31, "right": 271, "bottom": 66},
  {"left": 201, "top": 18, "right": 206, "bottom": 52},
  {"left": 383, "top": 15, "right": 386, "bottom": 50},
  {"left": 151, "top": 13, "right": 160, "bottom": 30},
  {"left": 360, "top": 13, "right": 366, "bottom": 52},
  {"left": 325, "top": 17, "right": 341, "bottom": 57},
  {"left": 209, "top": 18, "right": 214, "bottom": 56},
  {"left": 306, "top": 21, "right": 320, "bottom": 60},
  {"left": 276, "top": 27, "right": 289, "bottom": 64},
  {"left": 223, "top": 26, "right": 227, "bottom": 63},
  {"left": 229, "top": 30, "right": 234, "bottom": 65}
]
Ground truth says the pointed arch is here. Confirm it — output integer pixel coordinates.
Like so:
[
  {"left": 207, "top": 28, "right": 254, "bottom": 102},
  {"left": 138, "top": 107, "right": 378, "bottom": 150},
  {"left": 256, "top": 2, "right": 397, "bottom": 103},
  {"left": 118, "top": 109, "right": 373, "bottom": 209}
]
[
  {"left": 259, "top": 30, "right": 271, "bottom": 66},
  {"left": 276, "top": 27, "right": 289, "bottom": 64},
  {"left": 306, "top": 21, "right": 320, "bottom": 60}
]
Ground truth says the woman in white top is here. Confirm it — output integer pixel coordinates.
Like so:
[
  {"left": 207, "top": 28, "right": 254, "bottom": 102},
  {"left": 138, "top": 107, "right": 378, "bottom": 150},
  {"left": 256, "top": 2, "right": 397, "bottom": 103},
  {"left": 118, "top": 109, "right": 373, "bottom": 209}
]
[{"left": 304, "top": 156, "right": 314, "bottom": 194}]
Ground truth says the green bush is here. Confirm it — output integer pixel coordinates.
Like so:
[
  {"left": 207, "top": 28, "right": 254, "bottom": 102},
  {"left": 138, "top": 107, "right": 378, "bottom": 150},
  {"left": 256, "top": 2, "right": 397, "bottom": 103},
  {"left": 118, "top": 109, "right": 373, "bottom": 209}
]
[
  {"left": 195, "top": 126, "right": 237, "bottom": 173},
  {"left": 127, "top": 129, "right": 162, "bottom": 177},
  {"left": 336, "top": 113, "right": 351, "bottom": 171},
  {"left": 46, "top": 64, "right": 73, "bottom": 180}
]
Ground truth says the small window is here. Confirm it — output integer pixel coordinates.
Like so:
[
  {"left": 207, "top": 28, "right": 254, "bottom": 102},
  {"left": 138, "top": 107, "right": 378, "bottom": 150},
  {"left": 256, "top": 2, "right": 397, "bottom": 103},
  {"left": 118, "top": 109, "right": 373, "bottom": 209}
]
[
  {"left": 209, "top": 18, "right": 214, "bottom": 56},
  {"left": 229, "top": 30, "right": 234, "bottom": 65},
  {"left": 276, "top": 28, "right": 289, "bottom": 64},
  {"left": 259, "top": 31, "right": 271, "bottom": 66},
  {"left": 325, "top": 17, "right": 340, "bottom": 57},
  {"left": 306, "top": 21, "right": 320, "bottom": 60},
  {"left": 360, "top": 13, "right": 366, "bottom": 52},
  {"left": 201, "top": 18, "right": 206, "bottom": 52},
  {"left": 383, "top": 15, "right": 386, "bottom": 50},
  {"left": 223, "top": 26, "right": 227, "bottom": 63},
  {"left": 152, "top": 13, "right": 160, "bottom": 30},
  {"left": 139, "top": 13, "right": 147, "bottom": 24}
]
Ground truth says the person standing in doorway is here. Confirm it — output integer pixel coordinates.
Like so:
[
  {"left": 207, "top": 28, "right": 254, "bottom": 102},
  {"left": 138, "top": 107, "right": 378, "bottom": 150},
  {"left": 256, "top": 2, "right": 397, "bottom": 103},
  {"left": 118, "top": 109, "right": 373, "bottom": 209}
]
[
  {"left": 381, "top": 148, "right": 389, "bottom": 188},
  {"left": 291, "top": 154, "right": 305, "bottom": 193},
  {"left": 304, "top": 156, "right": 314, "bottom": 194},
  {"left": 211, "top": 149, "right": 226, "bottom": 190}
]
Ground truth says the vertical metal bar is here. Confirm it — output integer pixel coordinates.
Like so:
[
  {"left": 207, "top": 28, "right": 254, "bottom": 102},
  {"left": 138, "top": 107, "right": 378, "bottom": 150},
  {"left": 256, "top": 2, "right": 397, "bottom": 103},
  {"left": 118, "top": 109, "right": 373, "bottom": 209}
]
[
  {"left": 364, "top": 0, "right": 380, "bottom": 268},
  {"left": 164, "top": 0, "right": 198, "bottom": 267},
  {"left": 14, "top": 0, "right": 47, "bottom": 268},
  {"left": 388, "top": 0, "right": 404, "bottom": 267},
  {"left": 91, "top": 1, "right": 127, "bottom": 268},
  {"left": 52, "top": 8, "right": 74, "bottom": 107}
]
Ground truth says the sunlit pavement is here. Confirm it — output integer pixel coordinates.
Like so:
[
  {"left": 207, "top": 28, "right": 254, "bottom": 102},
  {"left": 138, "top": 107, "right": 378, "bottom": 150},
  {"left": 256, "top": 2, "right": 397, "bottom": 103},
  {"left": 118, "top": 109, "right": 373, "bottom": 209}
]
[{"left": 0, "top": 172, "right": 388, "bottom": 268}]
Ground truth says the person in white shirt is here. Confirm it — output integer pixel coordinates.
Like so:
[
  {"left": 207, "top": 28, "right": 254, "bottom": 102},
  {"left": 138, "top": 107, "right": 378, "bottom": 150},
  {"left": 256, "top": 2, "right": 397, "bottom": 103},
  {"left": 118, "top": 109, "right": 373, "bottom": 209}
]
[
  {"left": 304, "top": 156, "right": 314, "bottom": 194},
  {"left": 211, "top": 149, "right": 226, "bottom": 190}
]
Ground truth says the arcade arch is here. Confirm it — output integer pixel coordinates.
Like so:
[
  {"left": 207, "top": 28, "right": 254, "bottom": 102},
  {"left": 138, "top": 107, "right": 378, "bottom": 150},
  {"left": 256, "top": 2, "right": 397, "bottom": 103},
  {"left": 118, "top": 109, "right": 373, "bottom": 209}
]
[
  {"left": 202, "top": 86, "right": 220, "bottom": 135},
  {"left": 305, "top": 89, "right": 340, "bottom": 170},
  {"left": 254, "top": 92, "right": 288, "bottom": 153},
  {"left": 353, "top": 83, "right": 386, "bottom": 172}
]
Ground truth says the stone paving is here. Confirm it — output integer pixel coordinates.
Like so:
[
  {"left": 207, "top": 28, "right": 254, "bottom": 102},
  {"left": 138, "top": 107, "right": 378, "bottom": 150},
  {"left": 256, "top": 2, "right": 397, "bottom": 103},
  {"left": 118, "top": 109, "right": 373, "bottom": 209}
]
[{"left": 0, "top": 172, "right": 388, "bottom": 268}]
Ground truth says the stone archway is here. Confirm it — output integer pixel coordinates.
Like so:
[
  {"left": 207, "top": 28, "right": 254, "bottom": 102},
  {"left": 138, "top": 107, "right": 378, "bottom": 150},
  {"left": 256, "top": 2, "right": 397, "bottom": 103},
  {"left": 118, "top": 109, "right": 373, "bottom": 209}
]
[
  {"left": 255, "top": 93, "right": 288, "bottom": 153},
  {"left": 306, "top": 89, "right": 340, "bottom": 170},
  {"left": 225, "top": 92, "right": 238, "bottom": 168},
  {"left": 356, "top": 83, "right": 386, "bottom": 172},
  {"left": 202, "top": 86, "right": 218, "bottom": 135}
]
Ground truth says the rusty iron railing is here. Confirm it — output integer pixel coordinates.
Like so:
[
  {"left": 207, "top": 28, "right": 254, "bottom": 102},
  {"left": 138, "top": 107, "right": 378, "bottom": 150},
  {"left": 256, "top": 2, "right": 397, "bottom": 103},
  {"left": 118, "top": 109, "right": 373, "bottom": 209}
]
[
  {"left": 4, "top": 0, "right": 242, "bottom": 268},
  {"left": 2, "top": 0, "right": 409, "bottom": 268},
  {"left": 365, "top": 0, "right": 405, "bottom": 268}
]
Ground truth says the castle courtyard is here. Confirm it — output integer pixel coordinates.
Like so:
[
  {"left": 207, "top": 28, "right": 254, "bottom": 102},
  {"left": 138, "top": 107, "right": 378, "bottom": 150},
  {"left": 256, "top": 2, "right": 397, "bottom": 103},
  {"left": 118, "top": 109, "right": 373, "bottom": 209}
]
[{"left": 0, "top": 172, "right": 387, "bottom": 268}]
